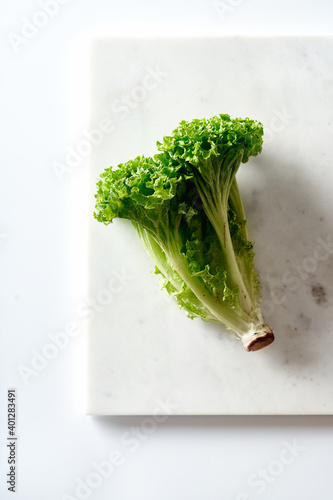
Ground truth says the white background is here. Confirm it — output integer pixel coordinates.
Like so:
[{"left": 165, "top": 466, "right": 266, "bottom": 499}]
[{"left": 1, "top": 1, "right": 333, "bottom": 499}]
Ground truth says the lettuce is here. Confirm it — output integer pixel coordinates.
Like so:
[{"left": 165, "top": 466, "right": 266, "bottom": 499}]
[{"left": 94, "top": 114, "right": 274, "bottom": 351}]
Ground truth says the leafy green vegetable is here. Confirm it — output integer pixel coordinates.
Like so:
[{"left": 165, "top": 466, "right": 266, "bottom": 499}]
[{"left": 94, "top": 114, "right": 274, "bottom": 351}]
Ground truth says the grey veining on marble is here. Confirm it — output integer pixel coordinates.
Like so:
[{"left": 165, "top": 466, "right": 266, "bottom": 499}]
[{"left": 86, "top": 36, "right": 333, "bottom": 415}]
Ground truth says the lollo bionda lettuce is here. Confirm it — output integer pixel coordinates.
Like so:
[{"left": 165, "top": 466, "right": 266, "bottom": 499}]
[{"left": 94, "top": 114, "right": 274, "bottom": 351}]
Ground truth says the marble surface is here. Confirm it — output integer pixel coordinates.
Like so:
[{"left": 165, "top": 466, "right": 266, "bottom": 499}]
[{"left": 86, "top": 36, "right": 333, "bottom": 415}]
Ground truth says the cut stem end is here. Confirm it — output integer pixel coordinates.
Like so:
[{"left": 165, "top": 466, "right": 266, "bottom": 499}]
[
  {"left": 242, "top": 324, "right": 275, "bottom": 352},
  {"left": 246, "top": 331, "right": 275, "bottom": 351}
]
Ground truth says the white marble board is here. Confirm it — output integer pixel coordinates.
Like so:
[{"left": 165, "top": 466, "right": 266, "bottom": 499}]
[{"left": 86, "top": 36, "right": 333, "bottom": 415}]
